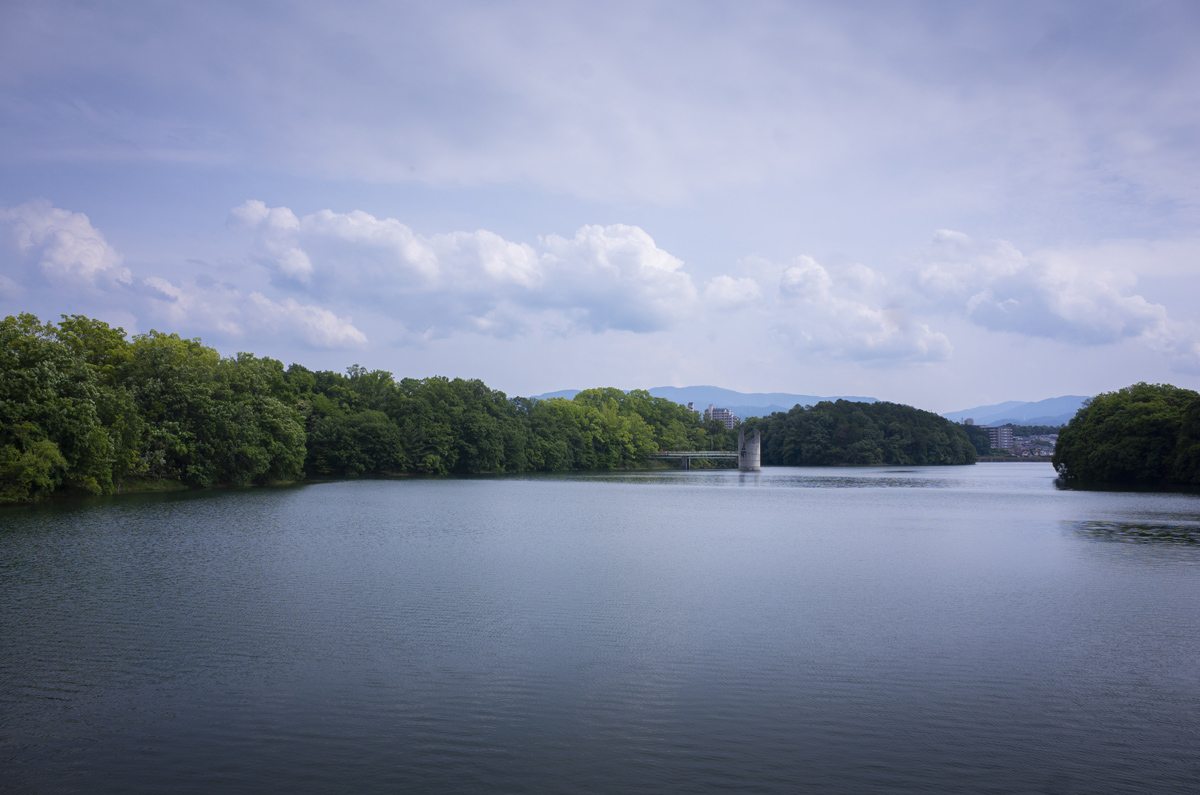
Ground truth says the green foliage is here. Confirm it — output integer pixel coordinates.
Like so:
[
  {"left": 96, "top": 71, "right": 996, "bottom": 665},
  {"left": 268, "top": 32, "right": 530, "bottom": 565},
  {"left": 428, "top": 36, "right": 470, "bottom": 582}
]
[
  {"left": 53, "top": 314, "right": 132, "bottom": 378},
  {"left": 0, "top": 312, "right": 977, "bottom": 503},
  {"left": 0, "top": 313, "right": 113, "bottom": 500},
  {"left": 744, "top": 400, "right": 976, "bottom": 466},
  {"left": 307, "top": 410, "right": 409, "bottom": 475},
  {"left": 567, "top": 388, "right": 686, "bottom": 464},
  {"left": 1053, "top": 383, "right": 1200, "bottom": 485},
  {"left": 0, "top": 431, "right": 67, "bottom": 503},
  {"left": 119, "top": 333, "right": 305, "bottom": 486},
  {"left": 962, "top": 424, "right": 992, "bottom": 456},
  {"left": 1005, "top": 424, "right": 1062, "bottom": 436},
  {"left": 1, "top": 314, "right": 307, "bottom": 501}
]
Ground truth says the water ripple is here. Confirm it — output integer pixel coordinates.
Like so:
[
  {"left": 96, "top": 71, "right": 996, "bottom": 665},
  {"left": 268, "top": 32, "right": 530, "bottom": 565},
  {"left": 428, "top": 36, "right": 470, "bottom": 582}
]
[{"left": 2, "top": 472, "right": 1199, "bottom": 793}]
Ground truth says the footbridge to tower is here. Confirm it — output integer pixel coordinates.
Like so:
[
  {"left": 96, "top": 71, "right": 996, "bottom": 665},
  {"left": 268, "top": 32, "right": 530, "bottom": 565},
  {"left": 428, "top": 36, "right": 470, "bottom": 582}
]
[
  {"left": 652, "top": 428, "right": 761, "bottom": 471},
  {"left": 650, "top": 450, "right": 738, "bottom": 470}
]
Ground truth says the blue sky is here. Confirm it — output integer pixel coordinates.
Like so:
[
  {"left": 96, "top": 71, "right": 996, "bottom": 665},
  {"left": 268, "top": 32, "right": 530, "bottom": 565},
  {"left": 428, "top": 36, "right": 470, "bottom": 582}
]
[{"left": 3, "top": 0, "right": 1199, "bottom": 412}]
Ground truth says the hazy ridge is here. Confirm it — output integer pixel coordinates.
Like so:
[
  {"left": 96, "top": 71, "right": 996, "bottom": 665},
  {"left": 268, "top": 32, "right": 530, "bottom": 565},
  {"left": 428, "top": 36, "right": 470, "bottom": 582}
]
[
  {"left": 531, "top": 386, "right": 879, "bottom": 420},
  {"left": 533, "top": 387, "right": 1088, "bottom": 426}
]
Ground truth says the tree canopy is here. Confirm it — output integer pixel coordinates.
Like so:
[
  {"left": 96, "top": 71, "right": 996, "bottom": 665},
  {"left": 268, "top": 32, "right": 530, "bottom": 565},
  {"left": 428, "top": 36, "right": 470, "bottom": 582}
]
[
  {"left": 2, "top": 312, "right": 978, "bottom": 503},
  {"left": 1, "top": 313, "right": 745, "bottom": 502},
  {"left": 1052, "top": 383, "right": 1200, "bottom": 486},
  {"left": 742, "top": 400, "right": 977, "bottom": 466}
]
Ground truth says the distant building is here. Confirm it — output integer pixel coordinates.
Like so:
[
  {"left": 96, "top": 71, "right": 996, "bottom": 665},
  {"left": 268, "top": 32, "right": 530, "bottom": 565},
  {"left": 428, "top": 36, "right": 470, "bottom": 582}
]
[
  {"left": 1012, "top": 433, "right": 1058, "bottom": 457},
  {"left": 705, "top": 404, "right": 738, "bottom": 429},
  {"left": 983, "top": 425, "right": 1014, "bottom": 450},
  {"left": 964, "top": 418, "right": 975, "bottom": 426}
]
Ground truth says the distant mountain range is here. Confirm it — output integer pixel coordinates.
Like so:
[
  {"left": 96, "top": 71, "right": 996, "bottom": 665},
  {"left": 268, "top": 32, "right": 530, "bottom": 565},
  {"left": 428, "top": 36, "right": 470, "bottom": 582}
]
[
  {"left": 531, "top": 386, "right": 1090, "bottom": 427},
  {"left": 940, "top": 395, "right": 1089, "bottom": 427},
  {"left": 531, "top": 385, "right": 878, "bottom": 420}
]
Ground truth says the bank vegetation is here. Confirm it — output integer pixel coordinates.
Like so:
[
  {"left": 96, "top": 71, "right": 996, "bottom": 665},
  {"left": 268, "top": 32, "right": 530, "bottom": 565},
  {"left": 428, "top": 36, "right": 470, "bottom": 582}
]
[
  {"left": 2, "top": 313, "right": 978, "bottom": 504},
  {"left": 1053, "top": 382, "right": 1200, "bottom": 487}
]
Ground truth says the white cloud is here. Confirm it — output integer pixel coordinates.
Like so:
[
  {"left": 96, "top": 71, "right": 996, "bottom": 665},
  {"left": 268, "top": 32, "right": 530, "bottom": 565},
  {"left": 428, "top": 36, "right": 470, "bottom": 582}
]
[
  {"left": 247, "top": 293, "right": 367, "bottom": 349},
  {"left": 301, "top": 208, "right": 442, "bottom": 283},
  {"left": 232, "top": 202, "right": 699, "bottom": 335},
  {"left": 229, "top": 200, "right": 316, "bottom": 281},
  {"left": 916, "top": 230, "right": 1175, "bottom": 346},
  {"left": 143, "top": 276, "right": 367, "bottom": 349},
  {"left": 0, "top": 199, "right": 131, "bottom": 288},
  {"left": 435, "top": 228, "right": 539, "bottom": 287},
  {"left": 274, "top": 247, "right": 314, "bottom": 280},
  {"left": 703, "top": 275, "right": 762, "bottom": 310},
  {"left": 231, "top": 202, "right": 970, "bottom": 367},
  {"left": 538, "top": 224, "right": 697, "bottom": 332},
  {"left": 773, "top": 255, "right": 952, "bottom": 363},
  {"left": 0, "top": 199, "right": 367, "bottom": 350}
]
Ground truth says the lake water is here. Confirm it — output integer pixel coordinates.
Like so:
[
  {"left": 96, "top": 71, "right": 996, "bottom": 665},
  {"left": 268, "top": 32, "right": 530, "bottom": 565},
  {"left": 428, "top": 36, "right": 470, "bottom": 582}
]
[{"left": 2, "top": 464, "right": 1199, "bottom": 794}]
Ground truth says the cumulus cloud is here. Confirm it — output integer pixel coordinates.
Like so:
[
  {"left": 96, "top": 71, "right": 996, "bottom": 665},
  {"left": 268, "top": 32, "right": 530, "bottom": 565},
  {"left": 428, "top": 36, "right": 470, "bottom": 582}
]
[
  {"left": 229, "top": 200, "right": 316, "bottom": 281},
  {"left": 231, "top": 201, "right": 699, "bottom": 335},
  {"left": 703, "top": 274, "right": 762, "bottom": 310},
  {"left": 538, "top": 224, "right": 697, "bottom": 332},
  {"left": 773, "top": 255, "right": 952, "bottom": 363},
  {"left": 230, "top": 201, "right": 968, "bottom": 366},
  {"left": 916, "top": 230, "right": 1175, "bottom": 346},
  {"left": 0, "top": 199, "right": 132, "bottom": 289},
  {"left": 143, "top": 276, "right": 367, "bottom": 349},
  {"left": 0, "top": 200, "right": 367, "bottom": 350}
]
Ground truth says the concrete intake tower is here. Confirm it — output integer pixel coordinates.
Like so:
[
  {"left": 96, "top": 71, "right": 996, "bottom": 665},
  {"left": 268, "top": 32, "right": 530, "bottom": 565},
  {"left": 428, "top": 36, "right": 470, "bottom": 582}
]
[{"left": 738, "top": 427, "right": 761, "bottom": 471}]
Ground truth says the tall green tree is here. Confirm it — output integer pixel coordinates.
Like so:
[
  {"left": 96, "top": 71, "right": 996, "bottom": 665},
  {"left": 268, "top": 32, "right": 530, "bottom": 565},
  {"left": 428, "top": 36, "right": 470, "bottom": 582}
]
[
  {"left": 118, "top": 333, "right": 305, "bottom": 486},
  {"left": 0, "top": 314, "right": 114, "bottom": 500}
]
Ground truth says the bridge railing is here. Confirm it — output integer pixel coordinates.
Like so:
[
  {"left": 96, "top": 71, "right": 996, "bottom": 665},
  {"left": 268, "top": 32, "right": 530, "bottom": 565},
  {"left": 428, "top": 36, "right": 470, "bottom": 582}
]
[{"left": 652, "top": 450, "right": 738, "bottom": 457}]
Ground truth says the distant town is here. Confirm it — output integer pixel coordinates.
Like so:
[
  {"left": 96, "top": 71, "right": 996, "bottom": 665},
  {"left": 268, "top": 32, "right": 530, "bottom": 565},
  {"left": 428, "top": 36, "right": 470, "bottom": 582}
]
[{"left": 963, "top": 418, "right": 1057, "bottom": 457}]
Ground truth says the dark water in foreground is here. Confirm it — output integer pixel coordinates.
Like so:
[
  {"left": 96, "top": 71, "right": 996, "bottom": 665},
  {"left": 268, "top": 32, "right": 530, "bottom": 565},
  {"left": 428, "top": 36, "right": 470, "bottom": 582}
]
[{"left": 2, "top": 465, "right": 1199, "bottom": 794}]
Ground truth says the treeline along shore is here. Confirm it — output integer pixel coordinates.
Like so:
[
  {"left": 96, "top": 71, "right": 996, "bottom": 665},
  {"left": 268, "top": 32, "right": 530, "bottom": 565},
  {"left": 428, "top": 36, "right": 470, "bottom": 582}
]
[{"left": 1, "top": 313, "right": 984, "bottom": 503}]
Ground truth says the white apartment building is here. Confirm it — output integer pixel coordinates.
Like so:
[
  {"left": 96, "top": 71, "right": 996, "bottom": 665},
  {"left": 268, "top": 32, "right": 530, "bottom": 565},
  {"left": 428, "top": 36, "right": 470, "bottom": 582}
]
[
  {"left": 705, "top": 404, "right": 739, "bottom": 430},
  {"left": 984, "top": 425, "right": 1014, "bottom": 450}
]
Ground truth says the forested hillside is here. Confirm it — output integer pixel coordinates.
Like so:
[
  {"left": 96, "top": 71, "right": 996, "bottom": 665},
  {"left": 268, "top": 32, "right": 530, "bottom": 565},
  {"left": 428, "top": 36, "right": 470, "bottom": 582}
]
[
  {"left": 2, "top": 312, "right": 984, "bottom": 504},
  {"left": 743, "top": 400, "right": 977, "bottom": 466},
  {"left": 1, "top": 313, "right": 737, "bottom": 503},
  {"left": 1053, "top": 383, "right": 1200, "bottom": 486}
]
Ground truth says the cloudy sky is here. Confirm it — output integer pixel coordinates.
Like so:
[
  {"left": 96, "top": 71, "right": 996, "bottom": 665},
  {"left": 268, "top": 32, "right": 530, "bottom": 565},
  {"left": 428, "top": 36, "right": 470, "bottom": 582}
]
[{"left": 3, "top": 0, "right": 1199, "bottom": 412}]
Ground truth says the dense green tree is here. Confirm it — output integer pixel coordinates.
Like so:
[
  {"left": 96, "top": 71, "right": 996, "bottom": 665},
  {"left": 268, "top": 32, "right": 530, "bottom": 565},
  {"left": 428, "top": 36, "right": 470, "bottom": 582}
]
[
  {"left": 571, "top": 388, "right": 685, "bottom": 462},
  {"left": 1005, "top": 424, "right": 1062, "bottom": 436},
  {"left": 1052, "top": 383, "right": 1200, "bottom": 486},
  {"left": 743, "top": 400, "right": 976, "bottom": 466},
  {"left": 963, "top": 424, "right": 992, "bottom": 457},
  {"left": 116, "top": 333, "right": 305, "bottom": 486},
  {"left": 306, "top": 410, "right": 409, "bottom": 475},
  {"left": 0, "top": 314, "right": 114, "bottom": 500},
  {"left": 1, "top": 312, "right": 979, "bottom": 503}
]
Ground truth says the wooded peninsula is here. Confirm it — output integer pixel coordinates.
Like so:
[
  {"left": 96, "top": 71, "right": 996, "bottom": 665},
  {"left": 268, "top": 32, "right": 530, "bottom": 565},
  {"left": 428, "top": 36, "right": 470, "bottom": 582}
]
[
  {"left": 1052, "top": 382, "right": 1200, "bottom": 487},
  {"left": 2, "top": 313, "right": 983, "bottom": 503}
]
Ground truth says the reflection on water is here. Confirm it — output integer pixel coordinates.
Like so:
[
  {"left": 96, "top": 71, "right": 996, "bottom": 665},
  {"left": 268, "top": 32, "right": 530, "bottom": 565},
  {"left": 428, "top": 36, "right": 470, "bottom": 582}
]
[
  {"left": 2, "top": 464, "right": 1199, "bottom": 794},
  {"left": 550, "top": 466, "right": 975, "bottom": 489},
  {"left": 590, "top": 473, "right": 963, "bottom": 488},
  {"left": 1055, "top": 477, "right": 1200, "bottom": 496},
  {"left": 1070, "top": 519, "right": 1200, "bottom": 545}
]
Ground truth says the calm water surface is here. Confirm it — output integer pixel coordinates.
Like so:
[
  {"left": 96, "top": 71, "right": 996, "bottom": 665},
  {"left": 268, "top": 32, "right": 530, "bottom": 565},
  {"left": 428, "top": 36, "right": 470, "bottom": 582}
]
[{"left": 2, "top": 464, "right": 1199, "bottom": 793}]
